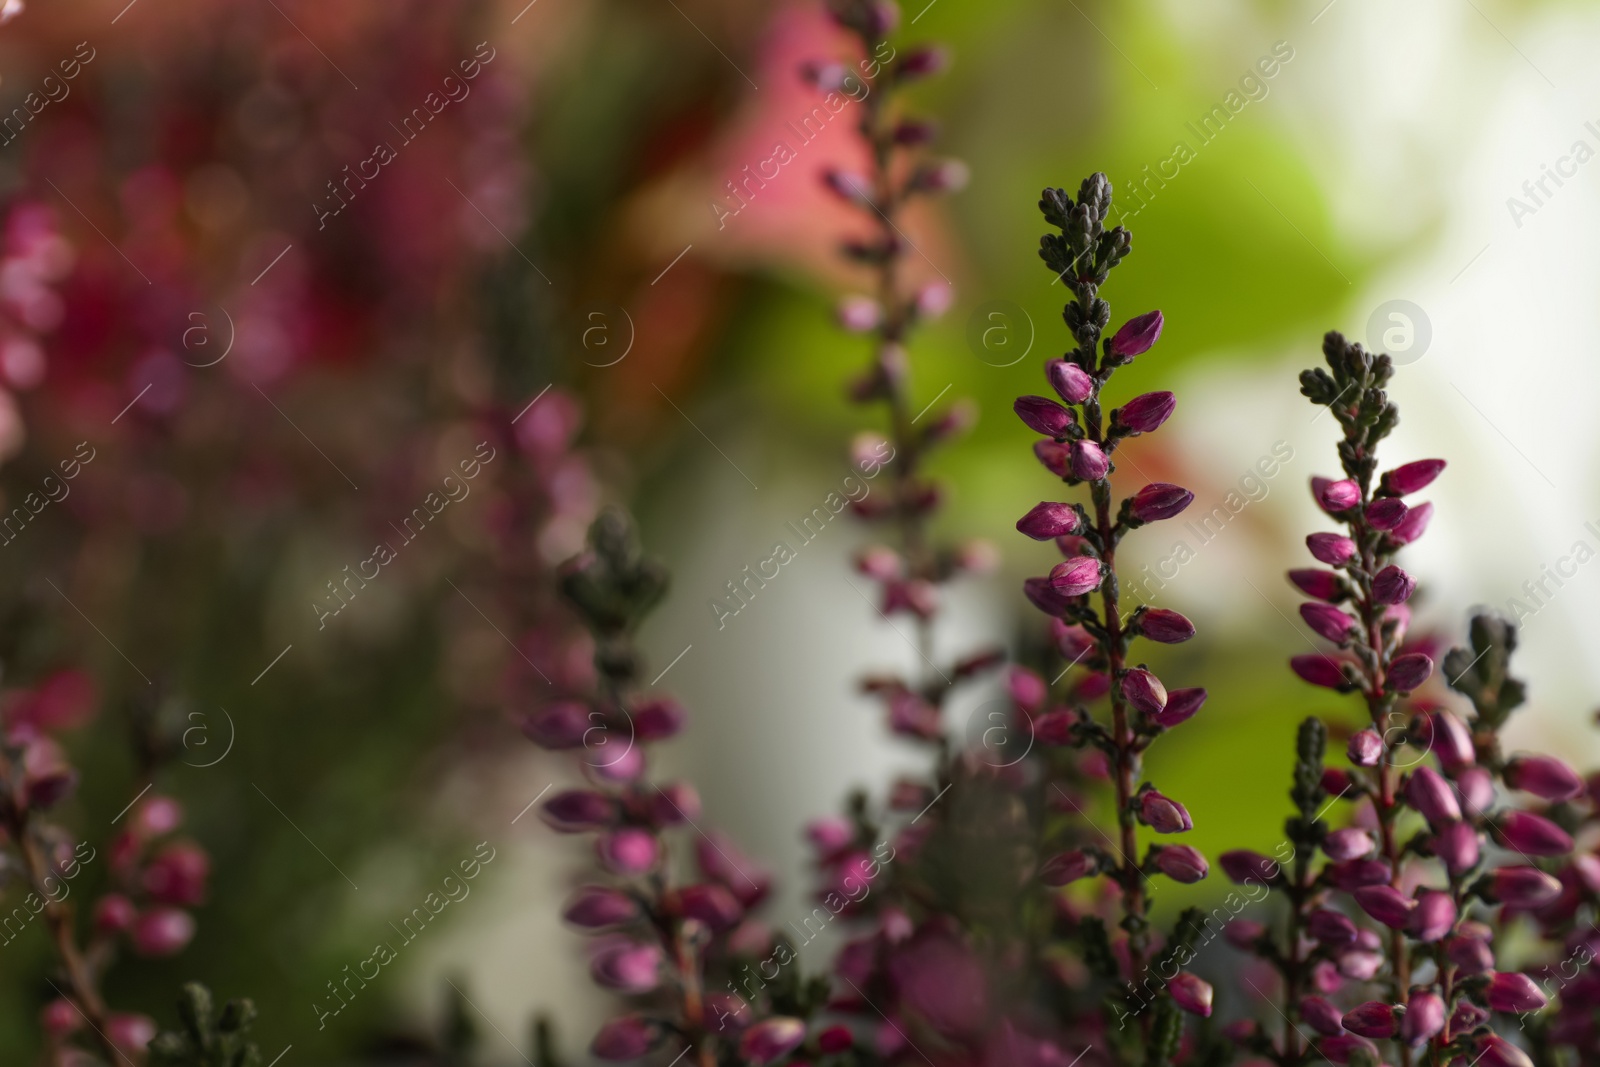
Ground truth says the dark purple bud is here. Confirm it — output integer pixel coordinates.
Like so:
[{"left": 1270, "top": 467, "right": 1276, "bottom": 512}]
[
  {"left": 1341, "top": 1002, "right": 1399, "bottom": 1039},
  {"left": 1382, "top": 459, "right": 1446, "bottom": 496},
  {"left": 1434, "top": 820, "right": 1480, "bottom": 876},
  {"left": 1371, "top": 565, "right": 1416, "bottom": 605},
  {"left": 1389, "top": 501, "right": 1434, "bottom": 544},
  {"left": 1505, "top": 754, "right": 1584, "bottom": 801},
  {"left": 1024, "top": 577, "right": 1074, "bottom": 616},
  {"left": 1346, "top": 729, "right": 1383, "bottom": 767},
  {"left": 1486, "top": 971, "right": 1549, "bottom": 1014},
  {"left": 1427, "top": 710, "right": 1476, "bottom": 773},
  {"left": 1473, "top": 1034, "right": 1534, "bottom": 1067},
  {"left": 1410, "top": 889, "right": 1456, "bottom": 943},
  {"left": 1048, "top": 557, "right": 1102, "bottom": 597},
  {"left": 1386, "top": 652, "right": 1433, "bottom": 693},
  {"left": 1495, "top": 810, "right": 1573, "bottom": 856},
  {"left": 522, "top": 701, "right": 591, "bottom": 749},
  {"left": 1353, "top": 884, "right": 1417, "bottom": 929},
  {"left": 1153, "top": 844, "right": 1208, "bottom": 883},
  {"left": 1108, "top": 310, "right": 1164, "bottom": 360},
  {"left": 1447, "top": 933, "right": 1495, "bottom": 974},
  {"left": 1117, "top": 392, "right": 1176, "bottom": 434},
  {"left": 862, "top": 1, "right": 899, "bottom": 37},
  {"left": 1300, "top": 996, "right": 1346, "bottom": 1036},
  {"left": 1016, "top": 502, "right": 1080, "bottom": 540},
  {"left": 1402, "top": 991, "right": 1445, "bottom": 1045},
  {"left": 1327, "top": 860, "right": 1393, "bottom": 892},
  {"left": 1150, "top": 687, "right": 1206, "bottom": 728},
  {"left": 1289, "top": 568, "right": 1345, "bottom": 602},
  {"left": 740, "top": 1018, "right": 808, "bottom": 1066},
  {"left": 1121, "top": 669, "right": 1168, "bottom": 716},
  {"left": 1366, "top": 498, "right": 1409, "bottom": 530},
  {"left": 1223, "top": 919, "right": 1267, "bottom": 949},
  {"left": 1129, "top": 482, "right": 1194, "bottom": 523},
  {"left": 1137, "top": 608, "right": 1195, "bottom": 644},
  {"left": 1033, "top": 439, "right": 1071, "bottom": 478},
  {"left": 1485, "top": 865, "right": 1563, "bottom": 907},
  {"left": 1293, "top": 654, "right": 1352, "bottom": 690},
  {"left": 1301, "top": 602, "right": 1358, "bottom": 643},
  {"left": 1307, "top": 908, "right": 1357, "bottom": 946},
  {"left": 598, "top": 828, "right": 659, "bottom": 876},
  {"left": 590, "top": 941, "right": 664, "bottom": 993},
  {"left": 1169, "top": 972, "right": 1212, "bottom": 1017},
  {"left": 1321, "top": 767, "right": 1353, "bottom": 795},
  {"left": 1040, "top": 848, "right": 1097, "bottom": 886},
  {"left": 564, "top": 886, "right": 640, "bottom": 930},
  {"left": 1406, "top": 767, "right": 1462, "bottom": 830},
  {"left": 592, "top": 1016, "right": 662, "bottom": 1061},
  {"left": 1322, "top": 828, "right": 1375, "bottom": 862},
  {"left": 542, "top": 790, "right": 618, "bottom": 832},
  {"left": 1315, "top": 477, "right": 1361, "bottom": 513},
  {"left": 896, "top": 45, "right": 949, "bottom": 80},
  {"left": 1219, "top": 850, "right": 1280, "bottom": 886},
  {"left": 633, "top": 697, "right": 686, "bottom": 741},
  {"left": 647, "top": 781, "right": 701, "bottom": 826},
  {"left": 1307, "top": 532, "right": 1358, "bottom": 566},
  {"left": 1070, "top": 439, "right": 1110, "bottom": 481},
  {"left": 892, "top": 119, "right": 938, "bottom": 145},
  {"left": 1047, "top": 360, "right": 1094, "bottom": 404},
  {"left": 1014, "top": 395, "right": 1075, "bottom": 436},
  {"left": 1139, "top": 789, "right": 1192, "bottom": 834}
]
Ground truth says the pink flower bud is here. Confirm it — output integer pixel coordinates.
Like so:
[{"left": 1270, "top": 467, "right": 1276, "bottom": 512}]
[
  {"left": 1307, "top": 908, "right": 1357, "bottom": 945},
  {"left": 822, "top": 169, "right": 872, "bottom": 205},
  {"left": 1353, "top": 885, "right": 1416, "bottom": 929},
  {"left": 1486, "top": 971, "right": 1549, "bottom": 1013},
  {"left": 94, "top": 894, "right": 138, "bottom": 934},
  {"left": 141, "top": 843, "right": 209, "bottom": 907},
  {"left": 1410, "top": 889, "right": 1456, "bottom": 943},
  {"left": 1389, "top": 501, "right": 1433, "bottom": 544},
  {"left": 1289, "top": 568, "right": 1345, "bottom": 602},
  {"left": 911, "top": 158, "right": 969, "bottom": 193},
  {"left": 1402, "top": 991, "right": 1445, "bottom": 1045},
  {"left": 1006, "top": 667, "right": 1049, "bottom": 715},
  {"left": 1150, "top": 687, "right": 1207, "bottom": 728},
  {"left": 1325, "top": 859, "right": 1392, "bottom": 890},
  {"left": 1117, "top": 392, "right": 1175, "bottom": 434},
  {"left": 819, "top": 1025, "right": 853, "bottom": 1054},
  {"left": 837, "top": 295, "right": 882, "bottom": 333},
  {"left": 1348, "top": 729, "right": 1383, "bottom": 766},
  {"left": 598, "top": 828, "right": 659, "bottom": 876},
  {"left": 1049, "top": 556, "right": 1102, "bottom": 597},
  {"left": 1300, "top": 995, "right": 1345, "bottom": 1035},
  {"left": 1033, "top": 439, "right": 1071, "bottom": 478},
  {"left": 1050, "top": 620, "right": 1095, "bottom": 662},
  {"left": 1342, "top": 1001, "right": 1399, "bottom": 1039},
  {"left": 1140, "top": 790, "right": 1192, "bottom": 833},
  {"left": 897, "top": 45, "right": 949, "bottom": 80},
  {"left": 522, "top": 702, "right": 591, "bottom": 749},
  {"left": 1168, "top": 972, "right": 1213, "bottom": 1016},
  {"left": 134, "top": 795, "right": 184, "bottom": 837},
  {"left": 1365, "top": 498, "right": 1409, "bottom": 530},
  {"left": 1109, "top": 310, "right": 1164, "bottom": 360},
  {"left": 1070, "top": 439, "right": 1109, "bottom": 481},
  {"left": 1426, "top": 710, "right": 1476, "bottom": 772},
  {"left": 1452, "top": 1000, "right": 1490, "bottom": 1031},
  {"left": 1495, "top": 810, "right": 1573, "bottom": 856},
  {"left": 633, "top": 697, "right": 686, "bottom": 742},
  {"left": 1016, "top": 502, "right": 1080, "bottom": 540},
  {"left": 678, "top": 883, "right": 744, "bottom": 931},
  {"left": 1446, "top": 933, "right": 1493, "bottom": 974},
  {"left": 740, "top": 1018, "right": 807, "bottom": 1065},
  {"left": 1504, "top": 754, "right": 1584, "bottom": 801},
  {"left": 1137, "top": 608, "right": 1195, "bottom": 644},
  {"left": 1024, "top": 577, "right": 1073, "bottom": 616},
  {"left": 592, "top": 1015, "right": 661, "bottom": 1060},
  {"left": 1014, "top": 395, "right": 1076, "bottom": 436},
  {"left": 131, "top": 907, "right": 195, "bottom": 957},
  {"left": 1129, "top": 482, "right": 1194, "bottom": 523},
  {"left": 1301, "top": 603, "right": 1357, "bottom": 643},
  {"left": 1382, "top": 459, "right": 1446, "bottom": 496},
  {"left": 1224, "top": 919, "right": 1267, "bottom": 948},
  {"left": 1321, "top": 767, "right": 1353, "bottom": 795},
  {"left": 564, "top": 886, "right": 640, "bottom": 929},
  {"left": 590, "top": 941, "right": 664, "bottom": 993},
  {"left": 1315, "top": 478, "right": 1361, "bottom": 513},
  {"left": 1154, "top": 844, "right": 1208, "bottom": 883},
  {"left": 1307, "top": 533, "right": 1358, "bottom": 566},
  {"left": 915, "top": 281, "right": 952, "bottom": 318},
  {"left": 1337, "top": 950, "right": 1385, "bottom": 982},
  {"left": 1292, "top": 654, "right": 1352, "bottom": 690},
  {"left": 1407, "top": 767, "right": 1462, "bottom": 830},
  {"left": 542, "top": 790, "right": 618, "bottom": 832},
  {"left": 1371, "top": 565, "right": 1416, "bottom": 605},
  {"left": 1219, "top": 850, "right": 1280, "bottom": 886},
  {"left": 1473, "top": 1034, "right": 1533, "bottom": 1067},
  {"left": 1121, "top": 669, "right": 1168, "bottom": 716},
  {"left": 107, "top": 1013, "right": 157, "bottom": 1052},
  {"left": 1386, "top": 652, "right": 1433, "bottom": 693},
  {"left": 1040, "top": 849, "right": 1097, "bottom": 886},
  {"left": 41, "top": 999, "right": 79, "bottom": 1037},
  {"left": 1486, "top": 865, "right": 1563, "bottom": 907},
  {"left": 1322, "top": 828, "right": 1375, "bottom": 862},
  {"left": 1047, "top": 360, "right": 1094, "bottom": 404},
  {"left": 647, "top": 782, "right": 702, "bottom": 826},
  {"left": 1434, "top": 820, "right": 1480, "bottom": 876}
]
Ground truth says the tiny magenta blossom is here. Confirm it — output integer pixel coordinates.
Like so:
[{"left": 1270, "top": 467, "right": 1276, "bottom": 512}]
[
  {"left": 1014, "top": 395, "right": 1076, "bottom": 436},
  {"left": 1403, "top": 991, "right": 1446, "bottom": 1045},
  {"left": 1503, "top": 753, "right": 1584, "bottom": 800},
  {"left": 1372, "top": 563, "right": 1417, "bottom": 604},
  {"left": 1153, "top": 844, "right": 1209, "bottom": 883},
  {"left": 1493, "top": 809, "right": 1573, "bottom": 855},
  {"left": 1406, "top": 766, "right": 1463, "bottom": 830},
  {"left": 1315, "top": 477, "right": 1361, "bottom": 513},
  {"left": 1108, "top": 310, "right": 1164, "bottom": 360},
  {"left": 1016, "top": 501, "right": 1080, "bottom": 540},
  {"left": 1139, "top": 789, "right": 1193, "bottom": 833},
  {"left": 1354, "top": 884, "right": 1417, "bottom": 929},
  {"left": 1485, "top": 972, "right": 1549, "bottom": 1014},
  {"left": 1300, "top": 602, "right": 1358, "bottom": 643},
  {"left": 1121, "top": 668, "right": 1168, "bottom": 715},
  {"left": 1048, "top": 556, "right": 1102, "bottom": 596},
  {"left": 1289, "top": 567, "right": 1346, "bottom": 601},
  {"left": 1342, "top": 1001, "right": 1399, "bottom": 1039},
  {"left": 1136, "top": 607, "right": 1195, "bottom": 643},
  {"left": 1040, "top": 849, "right": 1097, "bottom": 886},
  {"left": 1365, "top": 497, "right": 1409, "bottom": 530},
  {"left": 1069, "top": 438, "right": 1110, "bottom": 480},
  {"left": 1115, "top": 391, "right": 1176, "bottom": 433},
  {"left": 1047, "top": 359, "right": 1093, "bottom": 403},
  {"left": 1307, "top": 532, "right": 1359, "bottom": 566},
  {"left": 1381, "top": 458, "right": 1446, "bottom": 495},
  {"left": 1168, "top": 972, "right": 1213, "bottom": 1017},
  {"left": 1150, "top": 687, "right": 1207, "bottom": 727}
]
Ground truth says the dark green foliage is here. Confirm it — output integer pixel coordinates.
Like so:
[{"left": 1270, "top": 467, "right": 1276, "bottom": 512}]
[
  {"left": 1299, "top": 330, "right": 1398, "bottom": 487},
  {"left": 1285, "top": 716, "right": 1327, "bottom": 849},
  {"left": 147, "top": 983, "right": 261, "bottom": 1067},
  {"left": 1444, "top": 610, "right": 1526, "bottom": 730}
]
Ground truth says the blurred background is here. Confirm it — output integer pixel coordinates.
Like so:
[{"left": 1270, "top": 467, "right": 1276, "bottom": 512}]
[{"left": 0, "top": 0, "right": 1597, "bottom": 1060}]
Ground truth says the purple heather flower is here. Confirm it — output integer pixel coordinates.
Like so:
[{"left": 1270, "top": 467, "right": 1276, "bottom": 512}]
[
  {"left": 1486, "top": 971, "right": 1549, "bottom": 1014},
  {"left": 1292, "top": 654, "right": 1351, "bottom": 690},
  {"left": 1219, "top": 850, "right": 1280, "bottom": 886},
  {"left": 598, "top": 828, "right": 659, "bottom": 876},
  {"left": 1047, "top": 360, "right": 1094, "bottom": 404},
  {"left": 1129, "top": 482, "right": 1194, "bottom": 522},
  {"left": 542, "top": 790, "right": 619, "bottom": 832},
  {"left": 592, "top": 1016, "right": 661, "bottom": 1061},
  {"left": 1386, "top": 651, "right": 1433, "bottom": 692},
  {"left": 1014, "top": 395, "right": 1076, "bottom": 436},
  {"left": 1048, "top": 556, "right": 1102, "bottom": 597},
  {"left": 1341, "top": 1001, "right": 1399, "bottom": 1039},
  {"left": 1150, "top": 687, "right": 1207, "bottom": 728},
  {"left": 1007, "top": 666, "right": 1049, "bottom": 713},
  {"left": 633, "top": 697, "right": 686, "bottom": 741},
  {"left": 1322, "top": 767, "right": 1354, "bottom": 795},
  {"left": 739, "top": 1018, "right": 808, "bottom": 1066},
  {"left": 1137, "top": 608, "right": 1195, "bottom": 643},
  {"left": 1495, "top": 810, "right": 1574, "bottom": 856},
  {"left": 1288, "top": 568, "right": 1345, "bottom": 602},
  {"left": 1322, "top": 828, "right": 1375, "bottom": 862},
  {"left": 1121, "top": 668, "right": 1168, "bottom": 715},
  {"left": 1117, "top": 391, "right": 1176, "bottom": 434},
  {"left": 1410, "top": 889, "right": 1457, "bottom": 943},
  {"left": 1347, "top": 729, "right": 1383, "bottom": 766},
  {"left": 1324, "top": 858, "right": 1392, "bottom": 890},
  {"left": 1337, "top": 950, "right": 1385, "bottom": 983},
  {"left": 1139, "top": 789, "right": 1192, "bottom": 833},
  {"left": 1402, "top": 991, "right": 1446, "bottom": 1045},
  {"left": 1314, "top": 477, "right": 1361, "bottom": 513},
  {"left": 1371, "top": 564, "right": 1416, "bottom": 605},
  {"left": 1427, "top": 709, "right": 1476, "bottom": 772},
  {"left": 1455, "top": 767, "right": 1494, "bottom": 815},
  {"left": 1040, "top": 849, "right": 1097, "bottom": 886},
  {"left": 1300, "top": 996, "right": 1346, "bottom": 1036},
  {"left": 1452, "top": 1000, "right": 1490, "bottom": 1031},
  {"left": 1224, "top": 919, "right": 1267, "bottom": 949},
  {"left": 1389, "top": 500, "right": 1434, "bottom": 544},
  {"left": 1024, "top": 576, "right": 1074, "bottom": 615},
  {"left": 1070, "top": 439, "right": 1109, "bottom": 481},
  {"left": 1504, "top": 753, "right": 1584, "bottom": 801},
  {"left": 1485, "top": 865, "right": 1564, "bottom": 907},
  {"left": 1016, "top": 501, "right": 1081, "bottom": 540},
  {"left": 563, "top": 886, "right": 640, "bottom": 930},
  {"left": 1300, "top": 602, "right": 1357, "bottom": 643},
  {"left": 1382, "top": 458, "right": 1446, "bottom": 496},
  {"left": 1434, "top": 820, "right": 1480, "bottom": 876},
  {"left": 1108, "top": 310, "right": 1164, "bottom": 360},
  {"left": 1365, "top": 497, "right": 1409, "bottom": 530},
  {"left": 1353, "top": 884, "right": 1417, "bottom": 929},
  {"left": 1407, "top": 766, "right": 1462, "bottom": 830},
  {"left": 1307, "top": 532, "right": 1358, "bottom": 566},
  {"left": 590, "top": 940, "right": 664, "bottom": 994},
  {"left": 647, "top": 782, "right": 701, "bottom": 826},
  {"left": 822, "top": 168, "right": 873, "bottom": 205},
  {"left": 1447, "top": 933, "right": 1495, "bottom": 975},
  {"left": 1474, "top": 1034, "right": 1534, "bottom": 1067},
  {"left": 898, "top": 45, "right": 949, "bottom": 80},
  {"left": 1153, "top": 844, "right": 1209, "bottom": 883},
  {"left": 522, "top": 702, "right": 593, "bottom": 750},
  {"left": 677, "top": 883, "right": 743, "bottom": 932},
  {"left": 1168, "top": 972, "right": 1213, "bottom": 1017},
  {"left": 837, "top": 295, "right": 882, "bottom": 333},
  {"left": 1307, "top": 908, "right": 1357, "bottom": 945}
]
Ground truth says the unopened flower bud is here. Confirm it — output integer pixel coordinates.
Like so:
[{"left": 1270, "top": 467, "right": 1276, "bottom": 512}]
[
  {"left": 1307, "top": 908, "right": 1357, "bottom": 945},
  {"left": 1433, "top": 820, "right": 1480, "bottom": 876},
  {"left": 819, "top": 1025, "right": 853, "bottom": 1054},
  {"left": 1402, "top": 991, "right": 1445, "bottom": 1045},
  {"left": 1494, "top": 810, "right": 1573, "bottom": 856},
  {"left": 1341, "top": 1002, "right": 1399, "bottom": 1039},
  {"left": 910, "top": 158, "right": 969, "bottom": 194},
  {"left": 131, "top": 907, "right": 195, "bottom": 956},
  {"left": 1137, "top": 608, "right": 1194, "bottom": 644},
  {"left": 1016, "top": 502, "right": 1079, "bottom": 542},
  {"left": 598, "top": 828, "right": 659, "bottom": 876},
  {"left": 1301, "top": 602, "right": 1357, "bottom": 643},
  {"left": 1366, "top": 498, "right": 1409, "bottom": 530},
  {"left": 1348, "top": 729, "right": 1383, "bottom": 766},
  {"left": 633, "top": 697, "right": 685, "bottom": 741},
  {"left": 1484, "top": 865, "right": 1563, "bottom": 907},
  {"left": 1322, "top": 828, "right": 1375, "bottom": 862},
  {"left": 592, "top": 1015, "right": 661, "bottom": 1060},
  {"left": 142, "top": 843, "right": 209, "bottom": 907},
  {"left": 1014, "top": 395, "right": 1075, "bottom": 436},
  {"left": 564, "top": 886, "right": 640, "bottom": 930},
  {"left": 1406, "top": 767, "right": 1461, "bottom": 830},
  {"left": 1150, "top": 687, "right": 1206, "bottom": 728},
  {"left": 1321, "top": 767, "right": 1353, "bottom": 795},
  {"left": 915, "top": 280, "right": 952, "bottom": 318},
  {"left": 1426, "top": 710, "right": 1476, "bottom": 772},
  {"left": 1224, "top": 919, "right": 1267, "bottom": 949},
  {"left": 893, "top": 119, "right": 938, "bottom": 146},
  {"left": 1386, "top": 652, "right": 1433, "bottom": 693},
  {"left": 94, "top": 894, "right": 138, "bottom": 934},
  {"left": 1315, "top": 478, "right": 1361, "bottom": 513},
  {"left": 1289, "top": 568, "right": 1345, "bottom": 602},
  {"left": 1486, "top": 971, "right": 1549, "bottom": 1013},
  {"left": 1033, "top": 439, "right": 1071, "bottom": 478},
  {"left": 1219, "top": 850, "right": 1280, "bottom": 886},
  {"left": 40, "top": 998, "right": 79, "bottom": 1038},
  {"left": 1371, "top": 565, "right": 1416, "bottom": 605},
  {"left": 1129, "top": 482, "right": 1194, "bottom": 523},
  {"left": 522, "top": 702, "right": 591, "bottom": 750},
  {"left": 1139, "top": 789, "right": 1192, "bottom": 833},
  {"left": 1307, "top": 532, "right": 1358, "bottom": 566},
  {"left": 1040, "top": 848, "right": 1097, "bottom": 886},
  {"left": 1153, "top": 844, "right": 1208, "bottom": 883},
  {"left": 1382, "top": 459, "right": 1446, "bottom": 496},
  {"left": 678, "top": 883, "right": 743, "bottom": 931},
  {"left": 1300, "top": 995, "right": 1345, "bottom": 1035},
  {"left": 1121, "top": 669, "right": 1167, "bottom": 715},
  {"left": 1293, "top": 654, "right": 1352, "bottom": 690},
  {"left": 1108, "top": 310, "right": 1163, "bottom": 360},
  {"left": 1410, "top": 889, "right": 1456, "bottom": 943},
  {"left": 1047, "top": 360, "right": 1093, "bottom": 404},
  {"left": 1353, "top": 885, "right": 1416, "bottom": 929},
  {"left": 1473, "top": 1034, "right": 1533, "bottom": 1067},
  {"left": 1048, "top": 556, "right": 1102, "bottom": 597},
  {"left": 1070, "top": 439, "right": 1109, "bottom": 481},
  {"left": 897, "top": 45, "right": 949, "bottom": 80},
  {"left": 837, "top": 295, "right": 882, "bottom": 333},
  {"left": 1389, "top": 501, "right": 1433, "bottom": 544},
  {"left": 1168, "top": 972, "right": 1212, "bottom": 1016},
  {"left": 591, "top": 941, "right": 664, "bottom": 993},
  {"left": 107, "top": 1014, "right": 157, "bottom": 1052},
  {"left": 1505, "top": 754, "right": 1584, "bottom": 801},
  {"left": 1116, "top": 392, "right": 1175, "bottom": 434},
  {"left": 542, "top": 790, "right": 618, "bottom": 832},
  {"left": 740, "top": 1018, "right": 807, "bottom": 1065}
]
